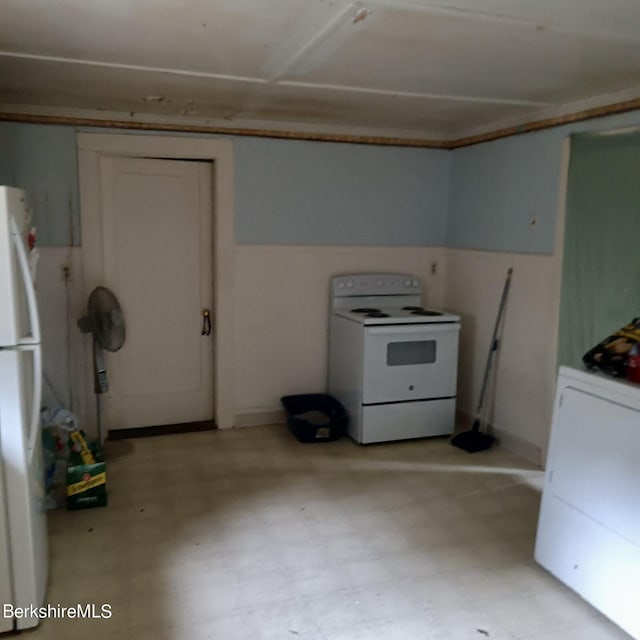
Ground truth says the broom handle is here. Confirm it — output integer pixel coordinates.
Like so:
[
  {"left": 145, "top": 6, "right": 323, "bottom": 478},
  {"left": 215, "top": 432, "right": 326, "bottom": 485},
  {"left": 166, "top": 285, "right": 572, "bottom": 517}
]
[{"left": 475, "top": 268, "right": 513, "bottom": 416}]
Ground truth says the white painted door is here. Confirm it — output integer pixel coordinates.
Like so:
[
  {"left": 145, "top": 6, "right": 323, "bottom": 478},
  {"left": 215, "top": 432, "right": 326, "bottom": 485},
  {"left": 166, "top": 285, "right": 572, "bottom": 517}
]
[{"left": 99, "top": 157, "right": 214, "bottom": 429}]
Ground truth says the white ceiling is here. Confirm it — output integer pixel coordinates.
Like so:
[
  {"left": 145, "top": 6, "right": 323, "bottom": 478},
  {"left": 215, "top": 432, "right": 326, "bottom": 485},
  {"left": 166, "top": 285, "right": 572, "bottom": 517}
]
[{"left": 1, "top": 0, "right": 640, "bottom": 143}]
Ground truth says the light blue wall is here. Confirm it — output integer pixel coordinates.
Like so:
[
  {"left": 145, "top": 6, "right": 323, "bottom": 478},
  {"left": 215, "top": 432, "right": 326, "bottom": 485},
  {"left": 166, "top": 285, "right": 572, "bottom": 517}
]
[
  {"left": 0, "top": 122, "right": 80, "bottom": 245},
  {"left": 448, "top": 129, "right": 561, "bottom": 254},
  {"left": 2, "top": 109, "right": 640, "bottom": 251},
  {"left": 447, "top": 110, "right": 640, "bottom": 254},
  {"left": 234, "top": 137, "right": 450, "bottom": 246},
  {"left": 0, "top": 122, "right": 450, "bottom": 247}
]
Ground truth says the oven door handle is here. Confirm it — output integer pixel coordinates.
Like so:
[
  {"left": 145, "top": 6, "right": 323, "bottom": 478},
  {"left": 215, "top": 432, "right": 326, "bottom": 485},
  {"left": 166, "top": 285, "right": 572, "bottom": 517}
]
[{"left": 367, "top": 323, "right": 460, "bottom": 336}]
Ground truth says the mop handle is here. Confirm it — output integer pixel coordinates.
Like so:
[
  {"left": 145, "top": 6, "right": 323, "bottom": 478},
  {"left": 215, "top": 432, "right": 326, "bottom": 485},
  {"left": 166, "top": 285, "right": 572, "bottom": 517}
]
[{"left": 476, "top": 267, "right": 513, "bottom": 415}]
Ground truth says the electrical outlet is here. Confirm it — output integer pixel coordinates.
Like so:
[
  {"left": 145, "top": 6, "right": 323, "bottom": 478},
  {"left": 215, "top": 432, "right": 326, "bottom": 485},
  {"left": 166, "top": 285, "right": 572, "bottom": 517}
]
[
  {"left": 61, "top": 264, "right": 71, "bottom": 282},
  {"left": 431, "top": 261, "right": 438, "bottom": 275}
]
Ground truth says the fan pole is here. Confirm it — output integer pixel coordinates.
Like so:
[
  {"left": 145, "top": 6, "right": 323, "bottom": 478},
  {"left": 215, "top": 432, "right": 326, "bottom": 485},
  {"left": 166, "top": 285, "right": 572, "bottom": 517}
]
[{"left": 95, "top": 395, "right": 103, "bottom": 444}]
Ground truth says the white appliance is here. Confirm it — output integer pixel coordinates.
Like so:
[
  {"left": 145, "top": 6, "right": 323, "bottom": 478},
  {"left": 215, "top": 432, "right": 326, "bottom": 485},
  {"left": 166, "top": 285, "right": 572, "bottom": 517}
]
[
  {"left": 0, "top": 186, "right": 47, "bottom": 632},
  {"left": 328, "top": 273, "right": 460, "bottom": 444},
  {"left": 535, "top": 366, "right": 640, "bottom": 640}
]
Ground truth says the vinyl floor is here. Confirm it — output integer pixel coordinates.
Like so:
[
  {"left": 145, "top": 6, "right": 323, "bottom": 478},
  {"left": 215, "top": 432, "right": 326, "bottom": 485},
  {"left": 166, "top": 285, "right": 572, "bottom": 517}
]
[{"left": 24, "top": 425, "right": 631, "bottom": 640}]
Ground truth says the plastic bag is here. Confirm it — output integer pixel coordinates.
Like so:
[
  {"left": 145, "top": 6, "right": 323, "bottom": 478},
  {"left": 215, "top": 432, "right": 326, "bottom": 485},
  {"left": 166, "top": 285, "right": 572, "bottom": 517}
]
[{"left": 40, "top": 407, "right": 79, "bottom": 509}]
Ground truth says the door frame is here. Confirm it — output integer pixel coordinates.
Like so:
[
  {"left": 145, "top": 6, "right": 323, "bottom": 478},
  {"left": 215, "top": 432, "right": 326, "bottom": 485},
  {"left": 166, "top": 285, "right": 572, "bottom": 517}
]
[{"left": 76, "top": 133, "right": 235, "bottom": 431}]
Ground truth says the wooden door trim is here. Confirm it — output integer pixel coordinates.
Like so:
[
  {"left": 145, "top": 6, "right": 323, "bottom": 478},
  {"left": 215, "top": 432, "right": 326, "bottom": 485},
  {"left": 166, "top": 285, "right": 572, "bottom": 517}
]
[{"left": 76, "top": 133, "right": 235, "bottom": 434}]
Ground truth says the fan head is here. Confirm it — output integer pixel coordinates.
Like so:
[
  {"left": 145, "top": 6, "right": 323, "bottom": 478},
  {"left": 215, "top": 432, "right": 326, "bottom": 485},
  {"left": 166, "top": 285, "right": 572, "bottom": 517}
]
[{"left": 80, "top": 286, "right": 126, "bottom": 352}]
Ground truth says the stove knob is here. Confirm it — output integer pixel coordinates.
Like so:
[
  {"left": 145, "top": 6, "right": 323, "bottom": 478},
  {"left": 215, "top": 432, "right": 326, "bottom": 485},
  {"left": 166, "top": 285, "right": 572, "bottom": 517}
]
[
  {"left": 376, "top": 279, "right": 384, "bottom": 287},
  {"left": 347, "top": 280, "right": 354, "bottom": 288},
  {"left": 338, "top": 282, "right": 345, "bottom": 289},
  {"left": 404, "top": 279, "right": 411, "bottom": 287},
  {"left": 412, "top": 279, "right": 419, "bottom": 287}
]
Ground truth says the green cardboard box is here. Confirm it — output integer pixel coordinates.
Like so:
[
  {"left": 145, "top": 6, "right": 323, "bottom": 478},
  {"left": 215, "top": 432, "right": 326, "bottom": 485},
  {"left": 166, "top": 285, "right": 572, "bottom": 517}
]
[{"left": 66, "top": 440, "right": 107, "bottom": 510}]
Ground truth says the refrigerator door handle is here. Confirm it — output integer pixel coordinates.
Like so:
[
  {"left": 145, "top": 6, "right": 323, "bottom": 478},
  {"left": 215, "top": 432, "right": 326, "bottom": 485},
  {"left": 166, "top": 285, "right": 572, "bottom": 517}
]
[
  {"left": 21, "top": 344, "right": 43, "bottom": 453},
  {"left": 10, "top": 217, "right": 41, "bottom": 345}
]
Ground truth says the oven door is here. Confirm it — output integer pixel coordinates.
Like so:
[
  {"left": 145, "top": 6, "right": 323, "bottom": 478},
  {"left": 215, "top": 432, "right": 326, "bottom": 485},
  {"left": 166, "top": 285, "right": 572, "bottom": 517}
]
[{"left": 362, "top": 323, "right": 459, "bottom": 404}]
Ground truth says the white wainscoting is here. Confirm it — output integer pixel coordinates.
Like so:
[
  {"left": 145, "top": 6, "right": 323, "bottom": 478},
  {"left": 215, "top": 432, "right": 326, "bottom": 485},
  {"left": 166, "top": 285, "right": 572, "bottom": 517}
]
[
  {"left": 446, "top": 248, "right": 563, "bottom": 466},
  {"left": 233, "top": 244, "right": 448, "bottom": 428},
  {"left": 35, "top": 247, "right": 88, "bottom": 430},
  {"left": 39, "top": 242, "right": 564, "bottom": 464}
]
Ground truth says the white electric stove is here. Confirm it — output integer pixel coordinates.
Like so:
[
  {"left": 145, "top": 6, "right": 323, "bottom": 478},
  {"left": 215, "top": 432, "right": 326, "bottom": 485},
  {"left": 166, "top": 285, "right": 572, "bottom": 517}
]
[{"left": 328, "top": 273, "right": 460, "bottom": 444}]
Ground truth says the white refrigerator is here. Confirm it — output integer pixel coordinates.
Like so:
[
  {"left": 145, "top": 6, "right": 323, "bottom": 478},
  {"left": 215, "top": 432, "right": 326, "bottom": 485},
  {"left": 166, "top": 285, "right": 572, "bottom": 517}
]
[{"left": 0, "top": 186, "right": 48, "bottom": 631}]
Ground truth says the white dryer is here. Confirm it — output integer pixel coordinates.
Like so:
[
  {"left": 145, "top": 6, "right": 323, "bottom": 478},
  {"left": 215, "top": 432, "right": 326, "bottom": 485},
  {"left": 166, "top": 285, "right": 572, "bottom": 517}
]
[{"left": 535, "top": 366, "right": 640, "bottom": 639}]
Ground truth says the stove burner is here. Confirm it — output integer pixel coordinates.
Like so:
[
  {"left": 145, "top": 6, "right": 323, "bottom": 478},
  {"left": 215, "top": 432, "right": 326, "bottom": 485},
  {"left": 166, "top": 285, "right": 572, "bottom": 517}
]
[
  {"left": 411, "top": 309, "right": 443, "bottom": 316},
  {"left": 402, "top": 306, "right": 424, "bottom": 311},
  {"left": 351, "top": 308, "right": 381, "bottom": 313},
  {"left": 366, "top": 311, "right": 390, "bottom": 318}
]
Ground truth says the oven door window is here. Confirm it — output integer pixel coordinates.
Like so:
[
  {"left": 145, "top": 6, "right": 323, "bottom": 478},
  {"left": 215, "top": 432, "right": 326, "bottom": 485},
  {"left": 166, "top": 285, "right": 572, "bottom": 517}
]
[{"left": 387, "top": 340, "right": 436, "bottom": 366}]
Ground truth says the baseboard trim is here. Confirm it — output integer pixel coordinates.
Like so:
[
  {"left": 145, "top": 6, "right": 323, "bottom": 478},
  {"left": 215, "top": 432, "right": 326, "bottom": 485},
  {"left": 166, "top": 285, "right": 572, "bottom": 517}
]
[
  {"left": 491, "top": 427, "right": 542, "bottom": 467},
  {"left": 108, "top": 420, "right": 216, "bottom": 440},
  {"left": 234, "top": 410, "right": 285, "bottom": 428}
]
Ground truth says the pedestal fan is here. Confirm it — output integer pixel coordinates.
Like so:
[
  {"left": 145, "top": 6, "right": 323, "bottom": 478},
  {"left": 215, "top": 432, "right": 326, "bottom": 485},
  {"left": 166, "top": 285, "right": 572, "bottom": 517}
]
[{"left": 77, "top": 286, "right": 126, "bottom": 442}]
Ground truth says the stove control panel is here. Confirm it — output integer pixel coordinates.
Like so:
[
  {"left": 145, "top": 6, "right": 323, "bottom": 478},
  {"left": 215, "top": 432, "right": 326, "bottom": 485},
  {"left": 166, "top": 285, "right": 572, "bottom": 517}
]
[{"left": 332, "top": 273, "right": 422, "bottom": 297}]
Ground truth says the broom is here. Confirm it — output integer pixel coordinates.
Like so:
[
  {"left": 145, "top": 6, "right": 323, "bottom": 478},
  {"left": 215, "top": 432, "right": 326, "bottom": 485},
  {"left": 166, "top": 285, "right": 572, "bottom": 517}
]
[{"left": 451, "top": 267, "right": 513, "bottom": 453}]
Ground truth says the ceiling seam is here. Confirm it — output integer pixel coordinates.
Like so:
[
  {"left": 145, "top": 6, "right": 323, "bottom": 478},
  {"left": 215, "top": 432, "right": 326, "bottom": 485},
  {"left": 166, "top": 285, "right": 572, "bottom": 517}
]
[
  {"left": 0, "top": 48, "right": 553, "bottom": 107},
  {"left": 277, "top": 81, "right": 551, "bottom": 107},
  {"left": 0, "top": 51, "right": 267, "bottom": 85}
]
